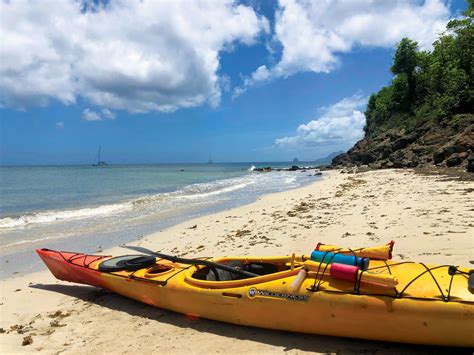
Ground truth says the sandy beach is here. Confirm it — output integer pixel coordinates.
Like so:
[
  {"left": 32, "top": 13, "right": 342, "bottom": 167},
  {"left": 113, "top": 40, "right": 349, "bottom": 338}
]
[{"left": 1, "top": 169, "right": 473, "bottom": 354}]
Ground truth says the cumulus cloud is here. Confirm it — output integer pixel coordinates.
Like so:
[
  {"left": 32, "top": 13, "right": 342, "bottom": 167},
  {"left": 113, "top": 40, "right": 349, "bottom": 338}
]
[
  {"left": 235, "top": 0, "right": 451, "bottom": 96},
  {"left": 82, "top": 109, "right": 102, "bottom": 121},
  {"left": 0, "top": 0, "right": 268, "bottom": 112},
  {"left": 101, "top": 109, "right": 116, "bottom": 120},
  {"left": 275, "top": 94, "right": 367, "bottom": 149},
  {"left": 82, "top": 108, "right": 116, "bottom": 121}
]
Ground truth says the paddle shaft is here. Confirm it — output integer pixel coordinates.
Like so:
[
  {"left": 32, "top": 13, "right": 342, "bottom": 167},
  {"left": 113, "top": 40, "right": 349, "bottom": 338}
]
[{"left": 121, "top": 245, "right": 259, "bottom": 278}]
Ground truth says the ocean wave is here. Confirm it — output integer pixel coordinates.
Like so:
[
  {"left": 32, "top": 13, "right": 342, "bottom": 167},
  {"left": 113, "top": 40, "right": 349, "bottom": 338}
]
[
  {"left": 0, "top": 202, "right": 133, "bottom": 229},
  {"left": 178, "top": 182, "right": 249, "bottom": 199},
  {"left": 0, "top": 171, "right": 305, "bottom": 230},
  {"left": 0, "top": 176, "right": 254, "bottom": 229},
  {"left": 131, "top": 179, "right": 252, "bottom": 205}
]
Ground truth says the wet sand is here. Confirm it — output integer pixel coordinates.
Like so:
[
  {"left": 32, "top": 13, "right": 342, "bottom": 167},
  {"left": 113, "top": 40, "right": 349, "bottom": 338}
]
[{"left": 1, "top": 169, "right": 473, "bottom": 354}]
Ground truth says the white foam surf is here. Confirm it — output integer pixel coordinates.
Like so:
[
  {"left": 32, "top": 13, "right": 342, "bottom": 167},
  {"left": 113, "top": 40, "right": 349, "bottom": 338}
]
[
  {"left": 0, "top": 202, "right": 133, "bottom": 229},
  {"left": 0, "top": 170, "right": 311, "bottom": 230}
]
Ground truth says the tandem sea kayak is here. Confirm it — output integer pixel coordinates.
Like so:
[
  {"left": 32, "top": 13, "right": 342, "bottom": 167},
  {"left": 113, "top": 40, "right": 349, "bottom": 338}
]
[{"left": 37, "top": 243, "right": 474, "bottom": 347}]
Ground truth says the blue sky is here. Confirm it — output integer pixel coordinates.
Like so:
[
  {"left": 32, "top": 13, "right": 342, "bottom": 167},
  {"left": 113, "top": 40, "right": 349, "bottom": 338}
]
[{"left": 0, "top": 0, "right": 467, "bottom": 165}]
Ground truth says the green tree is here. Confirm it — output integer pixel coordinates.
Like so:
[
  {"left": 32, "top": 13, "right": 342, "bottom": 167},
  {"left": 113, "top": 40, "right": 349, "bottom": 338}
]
[
  {"left": 365, "top": 0, "right": 473, "bottom": 133},
  {"left": 445, "top": 0, "right": 474, "bottom": 112},
  {"left": 391, "top": 38, "right": 419, "bottom": 111}
]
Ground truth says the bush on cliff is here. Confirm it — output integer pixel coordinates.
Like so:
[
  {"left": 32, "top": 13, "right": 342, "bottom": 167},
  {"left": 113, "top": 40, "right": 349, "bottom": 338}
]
[{"left": 364, "top": 1, "right": 473, "bottom": 137}]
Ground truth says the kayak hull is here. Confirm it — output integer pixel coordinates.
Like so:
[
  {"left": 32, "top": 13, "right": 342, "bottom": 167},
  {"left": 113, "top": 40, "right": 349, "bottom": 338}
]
[{"left": 37, "top": 248, "right": 474, "bottom": 347}]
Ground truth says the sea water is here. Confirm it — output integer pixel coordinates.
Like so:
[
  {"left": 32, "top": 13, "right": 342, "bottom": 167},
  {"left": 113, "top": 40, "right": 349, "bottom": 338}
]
[{"left": 0, "top": 163, "right": 322, "bottom": 277}]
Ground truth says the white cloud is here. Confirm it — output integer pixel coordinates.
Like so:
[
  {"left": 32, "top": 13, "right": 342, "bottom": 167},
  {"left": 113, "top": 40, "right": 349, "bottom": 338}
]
[
  {"left": 82, "top": 108, "right": 116, "bottom": 121},
  {"left": 56, "top": 121, "right": 64, "bottom": 129},
  {"left": 275, "top": 94, "right": 367, "bottom": 149},
  {"left": 235, "top": 0, "right": 451, "bottom": 96},
  {"left": 232, "top": 65, "right": 271, "bottom": 98},
  {"left": 82, "top": 109, "right": 102, "bottom": 121},
  {"left": 101, "top": 109, "right": 116, "bottom": 120},
  {"left": 0, "top": 0, "right": 268, "bottom": 112}
]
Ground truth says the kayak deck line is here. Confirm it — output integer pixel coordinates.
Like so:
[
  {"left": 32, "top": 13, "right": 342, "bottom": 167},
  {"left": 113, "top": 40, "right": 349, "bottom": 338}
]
[{"left": 133, "top": 257, "right": 215, "bottom": 287}]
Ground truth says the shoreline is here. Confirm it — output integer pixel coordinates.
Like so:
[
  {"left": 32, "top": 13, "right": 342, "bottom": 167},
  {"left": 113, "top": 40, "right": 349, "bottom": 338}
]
[
  {"left": 0, "top": 167, "right": 319, "bottom": 278},
  {"left": 1, "top": 169, "right": 473, "bottom": 353}
]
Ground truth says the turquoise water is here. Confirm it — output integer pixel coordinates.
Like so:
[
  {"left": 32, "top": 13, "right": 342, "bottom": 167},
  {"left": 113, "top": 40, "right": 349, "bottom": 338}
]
[
  {"left": 0, "top": 163, "right": 322, "bottom": 277},
  {"left": 1, "top": 164, "right": 253, "bottom": 217}
]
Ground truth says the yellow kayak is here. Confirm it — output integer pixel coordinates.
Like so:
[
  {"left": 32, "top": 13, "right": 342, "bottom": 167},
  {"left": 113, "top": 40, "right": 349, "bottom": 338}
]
[{"left": 37, "top": 246, "right": 474, "bottom": 347}]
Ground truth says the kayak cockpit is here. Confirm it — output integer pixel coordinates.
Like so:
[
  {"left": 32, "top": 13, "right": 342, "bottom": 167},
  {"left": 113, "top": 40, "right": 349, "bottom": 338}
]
[
  {"left": 192, "top": 261, "right": 282, "bottom": 281},
  {"left": 185, "top": 256, "right": 302, "bottom": 289}
]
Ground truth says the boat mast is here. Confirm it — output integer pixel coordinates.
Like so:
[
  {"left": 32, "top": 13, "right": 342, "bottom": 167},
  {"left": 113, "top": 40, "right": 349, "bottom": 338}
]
[{"left": 98, "top": 146, "right": 101, "bottom": 164}]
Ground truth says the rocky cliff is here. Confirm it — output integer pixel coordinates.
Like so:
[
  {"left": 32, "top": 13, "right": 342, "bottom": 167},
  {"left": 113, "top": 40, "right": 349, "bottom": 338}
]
[{"left": 332, "top": 114, "right": 473, "bottom": 172}]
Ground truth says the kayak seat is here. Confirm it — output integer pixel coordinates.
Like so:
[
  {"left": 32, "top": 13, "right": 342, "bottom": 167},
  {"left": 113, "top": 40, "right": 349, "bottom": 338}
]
[
  {"left": 206, "top": 261, "right": 246, "bottom": 281},
  {"left": 247, "top": 262, "right": 278, "bottom": 275},
  {"left": 204, "top": 261, "right": 280, "bottom": 281}
]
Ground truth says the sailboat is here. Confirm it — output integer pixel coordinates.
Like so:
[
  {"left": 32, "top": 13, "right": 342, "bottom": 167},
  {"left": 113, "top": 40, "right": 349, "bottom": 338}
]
[
  {"left": 207, "top": 154, "right": 213, "bottom": 164},
  {"left": 92, "top": 146, "right": 108, "bottom": 166}
]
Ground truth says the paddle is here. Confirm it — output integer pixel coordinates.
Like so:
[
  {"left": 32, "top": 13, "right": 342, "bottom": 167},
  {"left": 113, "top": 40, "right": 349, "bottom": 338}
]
[{"left": 120, "top": 245, "right": 259, "bottom": 279}]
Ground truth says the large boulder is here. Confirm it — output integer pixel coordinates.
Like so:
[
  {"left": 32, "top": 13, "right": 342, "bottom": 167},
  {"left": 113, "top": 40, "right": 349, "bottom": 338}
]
[
  {"left": 392, "top": 131, "right": 419, "bottom": 151},
  {"left": 389, "top": 149, "right": 419, "bottom": 168},
  {"left": 467, "top": 153, "right": 474, "bottom": 173},
  {"left": 446, "top": 152, "right": 468, "bottom": 167},
  {"left": 421, "top": 128, "right": 445, "bottom": 146},
  {"left": 351, "top": 151, "right": 377, "bottom": 164},
  {"left": 331, "top": 153, "right": 353, "bottom": 166},
  {"left": 433, "top": 145, "right": 462, "bottom": 164},
  {"left": 455, "top": 124, "right": 474, "bottom": 149}
]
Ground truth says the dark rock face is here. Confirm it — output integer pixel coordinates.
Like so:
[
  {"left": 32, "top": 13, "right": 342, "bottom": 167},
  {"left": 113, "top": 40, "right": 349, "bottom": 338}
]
[
  {"left": 467, "top": 153, "right": 474, "bottom": 173},
  {"left": 332, "top": 115, "right": 473, "bottom": 171}
]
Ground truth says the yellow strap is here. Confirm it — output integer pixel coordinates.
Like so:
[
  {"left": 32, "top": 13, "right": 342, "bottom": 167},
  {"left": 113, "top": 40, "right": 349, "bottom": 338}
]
[{"left": 316, "top": 240, "right": 394, "bottom": 260}]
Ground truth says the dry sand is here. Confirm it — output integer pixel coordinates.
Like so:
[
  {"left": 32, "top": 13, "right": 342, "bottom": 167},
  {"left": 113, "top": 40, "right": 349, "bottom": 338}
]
[{"left": 1, "top": 169, "right": 473, "bottom": 354}]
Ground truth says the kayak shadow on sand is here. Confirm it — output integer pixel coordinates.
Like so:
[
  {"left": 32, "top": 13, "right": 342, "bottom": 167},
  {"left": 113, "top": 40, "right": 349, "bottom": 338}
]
[{"left": 29, "top": 283, "right": 463, "bottom": 355}]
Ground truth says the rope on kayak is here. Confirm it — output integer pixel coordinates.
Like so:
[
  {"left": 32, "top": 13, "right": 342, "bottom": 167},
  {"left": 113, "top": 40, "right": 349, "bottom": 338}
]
[
  {"left": 68, "top": 254, "right": 84, "bottom": 264},
  {"left": 447, "top": 272, "right": 455, "bottom": 301},
  {"left": 128, "top": 269, "right": 139, "bottom": 279},
  {"left": 367, "top": 262, "right": 471, "bottom": 302},
  {"left": 305, "top": 254, "right": 463, "bottom": 302},
  {"left": 448, "top": 266, "right": 472, "bottom": 277},
  {"left": 308, "top": 250, "right": 332, "bottom": 292},
  {"left": 53, "top": 250, "right": 108, "bottom": 268},
  {"left": 394, "top": 264, "right": 450, "bottom": 301},
  {"left": 308, "top": 247, "right": 355, "bottom": 292},
  {"left": 354, "top": 270, "right": 364, "bottom": 294},
  {"left": 308, "top": 247, "right": 358, "bottom": 292},
  {"left": 382, "top": 260, "right": 392, "bottom": 275}
]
